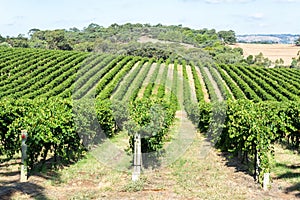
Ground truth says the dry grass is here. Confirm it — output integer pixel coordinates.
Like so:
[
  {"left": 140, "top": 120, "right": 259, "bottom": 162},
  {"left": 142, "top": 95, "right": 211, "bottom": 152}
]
[
  {"left": 230, "top": 43, "right": 300, "bottom": 66},
  {"left": 138, "top": 36, "right": 195, "bottom": 49}
]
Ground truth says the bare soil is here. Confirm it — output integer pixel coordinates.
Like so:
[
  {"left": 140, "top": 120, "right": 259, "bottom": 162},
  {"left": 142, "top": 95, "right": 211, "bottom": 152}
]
[
  {"left": 111, "top": 61, "right": 141, "bottom": 99},
  {"left": 194, "top": 67, "right": 210, "bottom": 103},
  {"left": 165, "top": 63, "right": 174, "bottom": 95},
  {"left": 152, "top": 63, "right": 165, "bottom": 95},
  {"left": 176, "top": 64, "right": 184, "bottom": 108},
  {"left": 203, "top": 67, "right": 224, "bottom": 101},
  {"left": 220, "top": 68, "right": 246, "bottom": 99},
  {"left": 212, "top": 67, "right": 235, "bottom": 99},
  {"left": 137, "top": 63, "right": 157, "bottom": 98},
  {"left": 185, "top": 65, "right": 198, "bottom": 103},
  {"left": 122, "top": 61, "right": 149, "bottom": 101}
]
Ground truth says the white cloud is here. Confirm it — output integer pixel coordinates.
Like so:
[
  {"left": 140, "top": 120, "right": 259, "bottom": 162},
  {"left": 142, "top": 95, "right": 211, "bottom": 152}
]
[
  {"left": 204, "top": 0, "right": 255, "bottom": 3},
  {"left": 249, "top": 12, "right": 264, "bottom": 20},
  {"left": 205, "top": 0, "right": 222, "bottom": 3},
  {"left": 275, "top": 0, "right": 300, "bottom": 2},
  {"left": 258, "top": 23, "right": 268, "bottom": 28}
]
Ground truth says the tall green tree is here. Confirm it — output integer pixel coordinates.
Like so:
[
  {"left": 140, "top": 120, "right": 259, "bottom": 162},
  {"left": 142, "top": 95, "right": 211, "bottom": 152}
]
[
  {"left": 218, "top": 30, "right": 236, "bottom": 44},
  {"left": 31, "top": 29, "right": 73, "bottom": 50},
  {"left": 6, "top": 35, "right": 29, "bottom": 48},
  {"left": 28, "top": 28, "right": 40, "bottom": 37}
]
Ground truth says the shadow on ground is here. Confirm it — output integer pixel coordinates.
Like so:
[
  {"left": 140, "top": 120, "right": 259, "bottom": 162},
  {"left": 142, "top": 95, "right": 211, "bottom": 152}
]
[
  {"left": 0, "top": 181, "right": 47, "bottom": 200},
  {"left": 0, "top": 157, "right": 69, "bottom": 200},
  {"left": 220, "top": 152, "right": 300, "bottom": 199},
  {"left": 219, "top": 151, "right": 253, "bottom": 177},
  {"left": 276, "top": 162, "right": 300, "bottom": 197},
  {"left": 285, "top": 183, "right": 300, "bottom": 198}
]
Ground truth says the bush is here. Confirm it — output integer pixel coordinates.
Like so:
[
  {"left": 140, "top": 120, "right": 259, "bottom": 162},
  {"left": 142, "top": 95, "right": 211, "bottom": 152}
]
[
  {"left": 125, "top": 97, "right": 176, "bottom": 153},
  {"left": 2, "top": 98, "right": 83, "bottom": 168}
]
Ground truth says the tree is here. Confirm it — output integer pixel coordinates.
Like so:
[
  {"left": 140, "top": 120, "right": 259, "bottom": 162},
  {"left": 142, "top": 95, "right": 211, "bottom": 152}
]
[
  {"left": 31, "top": 30, "right": 46, "bottom": 41},
  {"left": 214, "top": 52, "right": 243, "bottom": 64},
  {"left": 274, "top": 58, "right": 284, "bottom": 68},
  {"left": 233, "top": 47, "right": 243, "bottom": 55},
  {"left": 6, "top": 36, "right": 29, "bottom": 48},
  {"left": 73, "top": 42, "right": 94, "bottom": 52},
  {"left": 29, "top": 39, "right": 47, "bottom": 49},
  {"left": 110, "top": 23, "right": 120, "bottom": 29},
  {"left": 246, "top": 55, "right": 254, "bottom": 65},
  {"left": 31, "top": 29, "right": 73, "bottom": 50},
  {"left": 295, "top": 37, "right": 300, "bottom": 46},
  {"left": 28, "top": 28, "right": 40, "bottom": 37},
  {"left": 46, "top": 30, "right": 73, "bottom": 50},
  {"left": 195, "top": 34, "right": 208, "bottom": 44},
  {"left": 218, "top": 30, "right": 236, "bottom": 44},
  {"left": 254, "top": 52, "right": 271, "bottom": 67},
  {"left": 84, "top": 23, "right": 102, "bottom": 33},
  {"left": 69, "top": 27, "right": 80, "bottom": 32},
  {"left": 291, "top": 57, "right": 299, "bottom": 68}
]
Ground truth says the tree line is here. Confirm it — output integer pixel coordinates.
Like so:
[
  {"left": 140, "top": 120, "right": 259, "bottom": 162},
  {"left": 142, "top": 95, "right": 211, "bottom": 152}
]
[
  {"left": 0, "top": 23, "right": 236, "bottom": 51},
  {"left": 2, "top": 22, "right": 287, "bottom": 67}
]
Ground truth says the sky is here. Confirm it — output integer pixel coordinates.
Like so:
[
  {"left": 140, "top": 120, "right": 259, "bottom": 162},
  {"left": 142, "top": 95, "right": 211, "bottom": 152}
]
[{"left": 1, "top": 0, "right": 300, "bottom": 37}]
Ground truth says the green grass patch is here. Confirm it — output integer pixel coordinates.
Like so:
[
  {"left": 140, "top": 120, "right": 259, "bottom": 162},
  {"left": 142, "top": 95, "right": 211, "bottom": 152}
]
[{"left": 273, "top": 144, "right": 300, "bottom": 187}]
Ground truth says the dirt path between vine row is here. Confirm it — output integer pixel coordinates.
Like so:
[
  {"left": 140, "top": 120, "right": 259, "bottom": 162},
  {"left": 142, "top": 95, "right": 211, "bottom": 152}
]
[
  {"left": 203, "top": 67, "right": 224, "bottom": 101},
  {"left": 176, "top": 64, "right": 184, "bottom": 108},
  {"left": 111, "top": 61, "right": 140, "bottom": 99},
  {"left": 81, "top": 59, "right": 120, "bottom": 98},
  {"left": 122, "top": 61, "right": 149, "bottom": 101},
  {"left": 194, "top": 66, "right": 210, "bottom": 103},
  {"left": 152, "top": 63, "right": 166, "bottom": 95},
  {"left": 186, "top": 65, "right": 198, "bottom": 103},
  {"left": 220, "top": 68, "right": 247, "bottom": 99},
  {"left": 165, "top": 63, "right": 173, "bottom": 95},
  {"left": 137, "top": 63, "right": 157, "bottom": 98},
  {"left": 211, "top": 67, "right": 235, "bottom": 100}
]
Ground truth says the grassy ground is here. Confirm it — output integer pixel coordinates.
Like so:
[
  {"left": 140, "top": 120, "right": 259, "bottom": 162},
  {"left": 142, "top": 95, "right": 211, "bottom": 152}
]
[
  {"left": 1, "top": 115, "right": 300, "bottom": 199},
  {"left": 272, "top": 144, "right": 300, "bottom": 198}
]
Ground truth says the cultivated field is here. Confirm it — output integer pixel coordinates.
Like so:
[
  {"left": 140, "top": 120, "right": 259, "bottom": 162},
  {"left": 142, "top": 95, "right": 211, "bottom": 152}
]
[
  {"left": 1, "top": 46, "right": 300, "bottom": 199},
  {"left": 231, "top": 43, "right": 300, "bottom": 66}
]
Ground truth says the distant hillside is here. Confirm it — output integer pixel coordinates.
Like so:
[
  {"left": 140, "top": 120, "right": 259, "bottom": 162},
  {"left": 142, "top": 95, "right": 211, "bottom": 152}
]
[{"left": 237, "top": 34, "right": 300, "bottom": 44}]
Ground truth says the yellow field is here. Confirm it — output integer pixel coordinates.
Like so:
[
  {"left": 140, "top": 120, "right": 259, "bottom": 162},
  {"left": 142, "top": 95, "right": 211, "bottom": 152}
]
[{"left": 230, "top": 43, "right": 300, "bottom": 66}]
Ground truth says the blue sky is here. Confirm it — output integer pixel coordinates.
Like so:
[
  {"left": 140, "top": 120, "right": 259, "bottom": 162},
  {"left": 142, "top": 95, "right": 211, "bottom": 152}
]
[{"left": 1, "top": 0, "right": 300, "bottom": 37}]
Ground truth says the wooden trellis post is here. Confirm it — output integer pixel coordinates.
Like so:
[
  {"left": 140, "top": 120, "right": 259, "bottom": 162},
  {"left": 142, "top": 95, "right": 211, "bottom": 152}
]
[
  {"left": 263, "top": 173, "right": 270, "bottom": 190},
  {"left": 20, "top": 130, "right": 28, "bottom": 182},
  {"left": 132, "top": 133, "right": 142, "bottom": 181}
]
